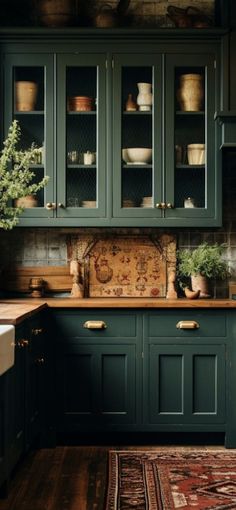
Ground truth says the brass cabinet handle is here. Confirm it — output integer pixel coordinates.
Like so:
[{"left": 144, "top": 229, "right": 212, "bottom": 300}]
[
  {"left": 58, "top": 203, "right": 64, "bottom": 208},
  {"left": 17, "top": 339, "right": 29, "bottom": 348},
  {"left": 32, "top": 328, "right": 43, "bottom": 336},
  {"left": 176, "top": 321, "right": 199, "bottom": 329},
  {"left": 166, "top": 202, "right": 173, "bottom": 209},
  {"left": 83, "top": 320, "right": 107, "bottom": 330},
  {"left": 45, "top": 202, "right": 56, "bottom": 210},
  {"left": 35, "top": 357, "right": 45, "bottom": 365}
]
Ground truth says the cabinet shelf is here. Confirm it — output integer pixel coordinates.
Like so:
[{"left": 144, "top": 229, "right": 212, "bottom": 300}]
[
  {"left": 67, "top": 111, "right": 96, "bottom": 115},
  {"left": 67, "top": 164, "right": 96, "bottom": 169},
  {"left": 176, "top": 111, "right": 205, "bottom": 116},
  {"left": 176, "top": 164, "right": 205, "bottom": 169},
  {"left": 14, "top": 111, "right": 44, "bottom": 115},
  {"left": 123, "top": 111, "right": 152, "bottom": 115}
]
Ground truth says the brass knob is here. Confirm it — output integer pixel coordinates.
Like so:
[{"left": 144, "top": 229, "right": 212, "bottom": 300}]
[
  {"left": 35, "top": 357, "right": 45, "bottom": 365},
  {"left": 17, "top": 339, "right": 29, "bottom": 348},
  {"left": 45, "top": 202, "right": 56, "bottom": 210},
  {"left": 32, "top": 328, "right": 43, "bottom": 336},
  {"left": 166, "top": 203, "right": 173, "bottom": 209},
  {"left": 156, "top": 202, "right": 166, "bottom": 209},
  {"left": 58, "top": 203, "right": 64, "bottom": 208}
]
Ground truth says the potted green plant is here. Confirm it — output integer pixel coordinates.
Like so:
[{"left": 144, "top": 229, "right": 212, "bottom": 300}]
[
  {"left": 177, "top": 242, "right": 229, "bottom": 298},
  {"left": 0, "top": 120, "right": 49, "bottom": 230}
]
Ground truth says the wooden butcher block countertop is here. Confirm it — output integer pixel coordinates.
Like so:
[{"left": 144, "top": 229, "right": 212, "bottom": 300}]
[
  {"left": 1, "top": 297, "right": 236, "bottom": 313},
  {"left": 0, "top": 302, "right": 47, "bottom": 325}
]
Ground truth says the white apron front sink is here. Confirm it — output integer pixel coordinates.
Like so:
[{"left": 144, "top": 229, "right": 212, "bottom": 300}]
[{"left": 0, "top": 325, "right": 15, "bottom": 376}]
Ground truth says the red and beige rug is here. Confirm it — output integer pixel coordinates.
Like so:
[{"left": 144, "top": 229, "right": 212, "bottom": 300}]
[{"left": 106, "top": 449, "right": 236, "bottom": 509}]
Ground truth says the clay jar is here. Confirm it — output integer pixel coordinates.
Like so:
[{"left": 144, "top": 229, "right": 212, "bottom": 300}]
[
  {"left": 177, "top": 74, "right": 204, "bottom": 112},
  {"left": 15, "top": 81, "right": 38, "bottom": 111},
  {"left": 37, "top": 0, "right": 75, "bottom": 27},
  {"left": 137, "top": 83, "right": 153, "bottom": 111}
]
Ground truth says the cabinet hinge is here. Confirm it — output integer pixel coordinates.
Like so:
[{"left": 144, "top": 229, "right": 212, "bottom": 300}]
[
  {"left": 112, "top": 59, "right": 114, "bottom": 69},
  {"left": 141, "top": 352, "right": 144, "bottom": 359},
  {"left": 106, "top": 59, "right": 108, "bottom": 70},
  {"left": 214, "top": 60, "right": 216, "bottom": 69}
]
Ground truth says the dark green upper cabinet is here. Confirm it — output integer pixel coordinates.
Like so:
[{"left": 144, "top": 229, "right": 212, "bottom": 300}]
[{"left": 1, "top": 30, "right": 223, "bottom": 227}]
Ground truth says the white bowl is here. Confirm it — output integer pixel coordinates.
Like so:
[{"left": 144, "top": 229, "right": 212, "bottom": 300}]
[{"left": 122, "top": 148, "right": 152, "bottom": 164}]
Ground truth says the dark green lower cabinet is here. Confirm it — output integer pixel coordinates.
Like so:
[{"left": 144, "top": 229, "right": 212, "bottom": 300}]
[
  {"left": 3, "top": 313, "right": 46, "bottom": 494},
  {"left": 53, "top": 311, "right": 142, "bottom": 432},
  {"left": 52, "top": 309, "right": 236, "bottom": 447},
  {"left": 0, "top": 374, "right": 7, "bottom": 494},
  {"left": 7, "top": 324, "right": 25, "bottom": 474},
  {"left": 145, "top": 344, "right": 225, "bottom": 425}
]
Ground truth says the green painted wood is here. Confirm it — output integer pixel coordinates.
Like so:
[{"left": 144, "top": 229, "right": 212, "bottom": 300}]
[
  {"left": 112, "top": 53, "right": 163, "bottom": 219},
  {"left": 7, "top": 324, "right": 25, "bottom": 473},
  {"left": 56, "top": 53, "right": 107, "bottom": 219},
  {"left": 4, "top": 53, "right": 55, "bottom": 218},
  {"left": 147, "top": 311, "right": 226, "bottom": 338},
  {"left": 25, "top": 315, "right": 46, "bottom": 450},
  {"left": 53, "top": 311, "right": 137, "bottom": 340},
  {"left": 146, "top": 344, "right": 225, "bottom": 425},
  {"left": 1, "top": 31, "right": 224, "bottom": 227},
  {"left": 165, "top": 52, "right": 220, "bottom": 224},
  {"left": 52, "top": 310, "right": 142, "bottom": 431},
  {"left": 57, "top": 343, "right": 137, "bottom": 427},
  {"left": 0, "top": 374, "right": 7, "bottom": 491}
]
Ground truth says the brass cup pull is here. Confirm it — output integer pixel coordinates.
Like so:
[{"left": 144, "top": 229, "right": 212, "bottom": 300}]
[
  {"left": 32, "top": 328, "right": 43, "bottom": 336},
  {"left": 176, "top": 321, "right": 199, "bottom": 329},
  {"left": 45, "top": 202, "right": 56, "bottom": 210},
  {"left": 156, "top": 202, "right": 166, "bottom": 209},
  {"left": 17, "top": 339, "right": 29, "bottom": 348},
  {"left": 166, "top": 203, "right": 173, "bottom": 209},
  {"left": 35, "top": 357, "right": 45, "bottom": 365},
  {"left": 83, "top": 320, "right": 107, "bottom": 330}
]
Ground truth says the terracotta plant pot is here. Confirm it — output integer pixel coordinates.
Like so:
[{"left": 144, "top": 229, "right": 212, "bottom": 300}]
[
  {"left": 177, "top": 74, "right": 204, "bottom": 112},
  {"left": 191, "top": 274, "right": 210, "bottom": 298},
  {"left": 15, "top": 81, "right": 38, "bottom": 112}
]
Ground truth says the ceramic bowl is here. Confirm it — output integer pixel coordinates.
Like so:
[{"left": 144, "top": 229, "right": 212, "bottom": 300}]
[{"left": 122, "top": 148, "right": 152, "bottom": 164}]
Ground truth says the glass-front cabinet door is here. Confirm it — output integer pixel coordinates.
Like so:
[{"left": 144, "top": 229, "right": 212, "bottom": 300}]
[
  {"left": 165, "top": 53, "right": 218, "bottom": 225},
  {"left": 4, "top": 54, "right": 54, "bottom": 218},
  {"left": 112, "top": 51, "right": 219, "bottom": 226},
  {"left": 56, "top": 54, "right": 106, "bottom": 219},
  {"left": 113, "top": 54, "right": 163, "bottom": 221}
]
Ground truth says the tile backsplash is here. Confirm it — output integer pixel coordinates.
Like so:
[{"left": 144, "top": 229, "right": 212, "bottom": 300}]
[{"left": 0, "top": 149, "right": 236, "bottom": 298}]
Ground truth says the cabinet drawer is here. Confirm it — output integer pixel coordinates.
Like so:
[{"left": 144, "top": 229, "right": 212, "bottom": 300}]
[
  {"left": 147, "top": 312, "right": 226, "bottom": 338},
  {"left": 53, "top": 311, "right": 137, "bottom": 338}
]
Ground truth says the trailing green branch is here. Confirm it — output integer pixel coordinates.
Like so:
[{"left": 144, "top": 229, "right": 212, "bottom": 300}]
[{"left": 0, "top": 120, "right": 49, "bottom": 230}]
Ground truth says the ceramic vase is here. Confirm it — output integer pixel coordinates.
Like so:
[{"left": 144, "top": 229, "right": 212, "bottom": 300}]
[
  {"left": 137, "top": 83, "right": 152, "bottom": 111},
  {"left": 177, "top": 74, "right": 204, "bottom": 111},
  {"left": 15, "top": 81, "right": 38, "bottom": 112}
]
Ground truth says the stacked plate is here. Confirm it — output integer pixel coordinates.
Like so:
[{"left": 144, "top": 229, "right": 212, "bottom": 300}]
[
  {"left": 81, "top": 200, "right": 97, "bottom": 208},
  {"left": 140, "top": 196, "right": 153, "bottom": 208}
]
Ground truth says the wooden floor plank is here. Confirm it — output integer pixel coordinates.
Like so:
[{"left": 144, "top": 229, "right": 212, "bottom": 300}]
[{"left": 0, "top": 443, "right": 224, "bottom": 510}]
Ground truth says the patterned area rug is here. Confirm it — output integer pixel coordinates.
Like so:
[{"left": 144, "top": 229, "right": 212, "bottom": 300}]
[{"left": 106, "top": 449, "right": 236, "bottom": 509}]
